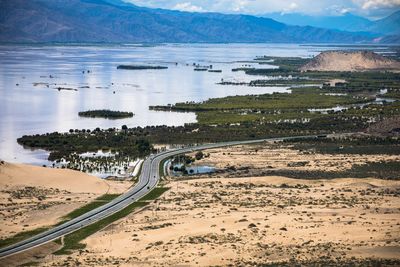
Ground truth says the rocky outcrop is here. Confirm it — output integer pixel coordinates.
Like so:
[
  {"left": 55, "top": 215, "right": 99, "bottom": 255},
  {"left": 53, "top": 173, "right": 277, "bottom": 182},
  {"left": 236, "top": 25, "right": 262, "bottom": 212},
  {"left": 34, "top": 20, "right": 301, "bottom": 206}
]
[{"left": 300, "top": 51, "right": 400, "bottom": 72}]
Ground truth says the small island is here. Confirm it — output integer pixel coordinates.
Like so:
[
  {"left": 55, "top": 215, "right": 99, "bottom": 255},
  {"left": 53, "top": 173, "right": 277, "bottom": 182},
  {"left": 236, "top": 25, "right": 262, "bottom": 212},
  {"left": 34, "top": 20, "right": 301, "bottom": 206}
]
[
  {"left": 78, "top": 109, "right": 134, "bottom": 119},
  {"left": 117, "top": 65, "right": 168, "bottom": 70}
]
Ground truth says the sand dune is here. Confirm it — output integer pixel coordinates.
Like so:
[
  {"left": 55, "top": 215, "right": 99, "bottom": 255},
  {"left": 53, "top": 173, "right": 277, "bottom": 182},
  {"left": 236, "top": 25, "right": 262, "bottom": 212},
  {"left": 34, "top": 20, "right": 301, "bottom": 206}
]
[
  {"left": 0, "top": 162, "right": 130, "bottom": 239},
  {"left": 0, "top": 162, "right": 110, "bottom": 194},
  {"left": 2, "top": 141, "right": 400, "bottom": 266},
  {"left": 40, "top": 176, "right": 400, "bottom": 266},
  {"left": 300, "top": 51, "right": 400, "bottom": 72}
]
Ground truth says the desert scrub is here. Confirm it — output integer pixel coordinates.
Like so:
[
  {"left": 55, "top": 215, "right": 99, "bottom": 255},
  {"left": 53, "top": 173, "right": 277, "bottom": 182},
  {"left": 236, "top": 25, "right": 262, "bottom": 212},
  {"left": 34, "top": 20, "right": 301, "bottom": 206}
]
[
  {"left": 244, "top": 161, "right": 400, "bottom": 180},
  {"left": 54, "top": 201, "right": 148, "bottom": 255},
  {"left": 54, "top": 187, "right": 168, "bottom": 255},
  {"left": 286, "top": 135, "right": 400, "bottom": 155}
]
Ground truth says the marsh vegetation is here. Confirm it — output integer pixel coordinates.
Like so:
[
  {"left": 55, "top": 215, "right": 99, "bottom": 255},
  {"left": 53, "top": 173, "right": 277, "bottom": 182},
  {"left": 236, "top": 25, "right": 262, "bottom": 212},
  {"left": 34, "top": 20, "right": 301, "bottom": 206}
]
[
  {"left": 151, "top": 55, "right": 400, "bottom": 131},
  {"left": 117, "top": 65, "right": 168, "bottom": 70},
  {"left": 17, "top": 54, "right": 400, "bottom": 179},
  {"left": 78, "top": 110, "right": 134, "bottom": 119}
]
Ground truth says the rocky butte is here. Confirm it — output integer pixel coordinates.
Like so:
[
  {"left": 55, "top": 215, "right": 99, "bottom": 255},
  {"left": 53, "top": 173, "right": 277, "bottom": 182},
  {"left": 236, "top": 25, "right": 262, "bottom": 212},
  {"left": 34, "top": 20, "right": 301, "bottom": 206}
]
[{"left": 300, "top": 51, "right": 400, "bottom": 72}]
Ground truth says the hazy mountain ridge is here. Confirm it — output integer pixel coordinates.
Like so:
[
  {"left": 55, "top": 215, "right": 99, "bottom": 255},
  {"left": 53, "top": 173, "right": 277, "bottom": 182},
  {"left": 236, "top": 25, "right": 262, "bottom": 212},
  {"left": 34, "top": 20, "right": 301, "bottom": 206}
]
[
  {"left": 0, "top": 0, "right": 382, "bottom": 43},
  {"left": 369, "top": 11, "right": 400, "bottom": 35},
  {"left": 263, "top": 10, "right": 400, "bottom": 35}
]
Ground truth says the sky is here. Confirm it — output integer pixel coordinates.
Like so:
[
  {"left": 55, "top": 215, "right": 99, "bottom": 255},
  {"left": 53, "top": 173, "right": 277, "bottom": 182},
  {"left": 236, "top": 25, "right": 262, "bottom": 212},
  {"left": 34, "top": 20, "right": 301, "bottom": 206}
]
[{"left": 124, "top": 0, "right": 400, "bottom": 19}]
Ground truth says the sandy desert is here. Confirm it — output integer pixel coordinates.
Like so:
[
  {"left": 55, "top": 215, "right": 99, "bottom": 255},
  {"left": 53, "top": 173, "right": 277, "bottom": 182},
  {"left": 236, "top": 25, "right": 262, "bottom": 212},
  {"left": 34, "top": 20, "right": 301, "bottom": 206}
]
[
  {"left": 1, "top": 140, "right": 400, "bottom": 266},
  {"left": 0, "top": 162, "right": 130, "bottom": 240},
  {"left": 36, "top": 175, "right": 400, "bottom": 266}
]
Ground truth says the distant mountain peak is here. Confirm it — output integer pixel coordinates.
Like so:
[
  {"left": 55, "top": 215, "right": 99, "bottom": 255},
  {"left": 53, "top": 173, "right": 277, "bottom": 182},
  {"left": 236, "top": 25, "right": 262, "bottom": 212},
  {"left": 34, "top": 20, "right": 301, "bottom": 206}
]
[
  {"left": 83, "top": 0, "right": 131, "bottom": 6},
  {"left": 262, "top": 12, "right": 372, "bottom": 32},
  {"left": 262, "top": 10, "right": 399, "bottom": 36},
  {"left": 0, "top": 0, "right": 385, "bottom": 44}
]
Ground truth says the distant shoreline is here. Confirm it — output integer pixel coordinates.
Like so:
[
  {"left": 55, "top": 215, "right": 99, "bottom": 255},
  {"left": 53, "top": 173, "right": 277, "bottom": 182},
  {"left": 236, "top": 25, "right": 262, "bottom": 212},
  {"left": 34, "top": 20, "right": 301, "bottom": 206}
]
[{"left": 1, "top": 42, "right": 399, "bottom": 46}]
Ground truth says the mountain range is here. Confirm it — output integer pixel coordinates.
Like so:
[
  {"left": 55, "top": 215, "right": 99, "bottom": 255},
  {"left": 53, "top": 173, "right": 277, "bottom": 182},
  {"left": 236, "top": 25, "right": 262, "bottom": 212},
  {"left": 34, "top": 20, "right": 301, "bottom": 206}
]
[
  {"left": 264, "top": 11, "right": 400, "bottom": 35},
  {"left": 0, "top": 0, "right": 398, "bottom": 43}
]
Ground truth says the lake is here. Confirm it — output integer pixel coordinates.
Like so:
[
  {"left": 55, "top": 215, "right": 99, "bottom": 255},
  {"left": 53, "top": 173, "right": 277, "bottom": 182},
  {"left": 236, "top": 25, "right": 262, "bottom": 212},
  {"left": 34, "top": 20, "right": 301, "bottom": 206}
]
[{"left": 0, "top": 43, "right": 393, "bottom": 165}]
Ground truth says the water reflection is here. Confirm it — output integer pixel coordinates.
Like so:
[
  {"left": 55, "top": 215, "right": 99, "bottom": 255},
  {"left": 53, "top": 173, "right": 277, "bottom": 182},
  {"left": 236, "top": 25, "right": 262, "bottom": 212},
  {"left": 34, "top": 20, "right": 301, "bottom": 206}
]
[{"left": 0, "top": 44, "right": 392, "bottom": 165}]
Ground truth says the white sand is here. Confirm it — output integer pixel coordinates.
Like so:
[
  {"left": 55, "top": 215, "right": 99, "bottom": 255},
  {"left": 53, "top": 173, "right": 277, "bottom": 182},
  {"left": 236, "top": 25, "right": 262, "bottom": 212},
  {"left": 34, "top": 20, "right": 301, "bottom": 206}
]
[
  {"left": 42, "top": 176, "right": 400, "bottom": 266},
  {"left": 0, "top": 162, "right": 130, "bottom": 239}
]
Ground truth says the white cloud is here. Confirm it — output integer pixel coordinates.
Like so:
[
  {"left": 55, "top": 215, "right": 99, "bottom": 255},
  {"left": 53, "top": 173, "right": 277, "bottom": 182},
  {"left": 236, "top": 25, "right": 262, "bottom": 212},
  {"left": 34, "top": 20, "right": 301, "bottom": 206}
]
[
  {"left": 340, "top": 7, "right": 352, "bottom": 13},
  {"left": 124, "top": 0, "right": 400, "bottom": 18},
  {"left": 279, "top": 2, "right": 299, "bottom": 14},
  {"left": 357, "top": 0, "right": 400, "bottom": 9},
  {"left": 231, "top": 0, "right": 250, "bottom": 12},
  {"left": 289, "top": 2, "right": 299, "bottom": 10},
  {"left": 173, "top": 2, "right": 204, "bottom": 12}
]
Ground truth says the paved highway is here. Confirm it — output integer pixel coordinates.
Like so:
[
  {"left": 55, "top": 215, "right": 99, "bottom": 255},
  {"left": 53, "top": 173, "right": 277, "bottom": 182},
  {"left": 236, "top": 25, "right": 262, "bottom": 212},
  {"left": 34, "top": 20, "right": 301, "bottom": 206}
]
[{"left": 0, "top": 134, "right": 325, "bottom": 258}]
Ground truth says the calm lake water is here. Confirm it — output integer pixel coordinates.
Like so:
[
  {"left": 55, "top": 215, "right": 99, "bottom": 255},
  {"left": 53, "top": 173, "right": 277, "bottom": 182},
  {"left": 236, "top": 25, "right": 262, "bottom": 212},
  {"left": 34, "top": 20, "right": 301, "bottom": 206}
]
[{"left": 0, "top": 43, "right": 393, "bottom": 165}]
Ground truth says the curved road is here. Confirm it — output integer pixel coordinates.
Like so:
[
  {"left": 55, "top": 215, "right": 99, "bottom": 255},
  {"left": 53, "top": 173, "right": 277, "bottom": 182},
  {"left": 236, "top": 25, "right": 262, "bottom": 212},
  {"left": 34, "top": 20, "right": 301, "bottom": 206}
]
[{"left": 0, "top": 134, "right": 325, "bottom": 258}]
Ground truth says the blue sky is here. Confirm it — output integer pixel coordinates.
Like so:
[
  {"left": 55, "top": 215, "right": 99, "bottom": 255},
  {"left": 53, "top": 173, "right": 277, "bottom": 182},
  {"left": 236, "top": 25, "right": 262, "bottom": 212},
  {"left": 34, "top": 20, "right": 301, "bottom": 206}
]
[{"left": 124, "top": 0, "right": 400, "bottom": 19}]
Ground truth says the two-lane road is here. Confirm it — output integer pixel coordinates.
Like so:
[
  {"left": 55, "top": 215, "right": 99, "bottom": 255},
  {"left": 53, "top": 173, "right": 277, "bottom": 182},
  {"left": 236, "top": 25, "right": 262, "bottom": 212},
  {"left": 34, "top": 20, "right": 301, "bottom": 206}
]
[{"left": 0, "top": 134, "right": 326, "bottom": 258}]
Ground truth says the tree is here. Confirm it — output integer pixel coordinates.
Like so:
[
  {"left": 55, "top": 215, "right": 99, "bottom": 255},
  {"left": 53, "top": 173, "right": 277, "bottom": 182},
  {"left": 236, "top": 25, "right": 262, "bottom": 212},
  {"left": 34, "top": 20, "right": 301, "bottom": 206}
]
[{"left": 122, "top": 125, "right": 128, "bottom": 131}]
